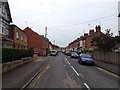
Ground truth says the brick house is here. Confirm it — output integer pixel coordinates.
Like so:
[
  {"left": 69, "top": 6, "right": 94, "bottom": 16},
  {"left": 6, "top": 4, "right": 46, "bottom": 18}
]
[
  {"left": 67, "top": 25, "right": 104, "bottom": 52},
  {"left": 9, "top": 24, "right": 28, "bottom": 49},
  {"left": 23, "top": 27, "right": 49, "bottom": 56},
  {"left": 85, "top": 25, "right": 103, "bottom": 50}
]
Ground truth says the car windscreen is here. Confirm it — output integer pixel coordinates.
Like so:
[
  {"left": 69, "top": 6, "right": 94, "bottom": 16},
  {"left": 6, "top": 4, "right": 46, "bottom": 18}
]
[
  {"left": 51, "top": 51, "right": 56, "bottom": 53},
  {"left": 72, "top": 52, "right": 78, "bottom": 56},
  {"left": 80, "top": 54, "right": 91, "bottom": 58}
]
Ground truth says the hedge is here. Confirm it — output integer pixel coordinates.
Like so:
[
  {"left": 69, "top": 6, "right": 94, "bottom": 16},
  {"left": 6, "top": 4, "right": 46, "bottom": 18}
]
[{"left": 2, "top": 48, "right": 34, "bottom": 63}]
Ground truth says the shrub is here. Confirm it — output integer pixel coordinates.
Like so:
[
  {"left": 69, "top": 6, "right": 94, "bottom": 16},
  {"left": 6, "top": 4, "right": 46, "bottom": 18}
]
[{"left": 2, "top": 48, "right": 33, "bottom": 63}]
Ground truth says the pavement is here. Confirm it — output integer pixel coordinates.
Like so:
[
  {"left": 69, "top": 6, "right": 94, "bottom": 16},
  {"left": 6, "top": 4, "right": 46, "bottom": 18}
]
[
  {"left": 2, "top": 56, "right": 49, "bottom": 88},
  {"left": 95, "top": 60, "right": 120, "bottom": 76}
]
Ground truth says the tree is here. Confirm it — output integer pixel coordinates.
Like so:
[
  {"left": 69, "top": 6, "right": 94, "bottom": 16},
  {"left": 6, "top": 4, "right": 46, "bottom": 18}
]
[{"left": 92, "top": 29, "right": 118, "bottom": 52}]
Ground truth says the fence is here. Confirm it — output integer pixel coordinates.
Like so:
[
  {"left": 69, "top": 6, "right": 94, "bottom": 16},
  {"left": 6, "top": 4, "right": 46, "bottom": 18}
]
[{"left": 91, "top": 51, "right": 120, "bottom": 65}]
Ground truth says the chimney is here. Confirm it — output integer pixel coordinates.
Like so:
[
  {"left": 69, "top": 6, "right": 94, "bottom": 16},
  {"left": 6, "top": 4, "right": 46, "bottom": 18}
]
[
  {"left": 89, "top": 29, "right": 94, "bottom": 35},
  {"left": 96, "top": 25, "right": 101, "bottom": 33},
  {"left": 84, "top": 33, "right": 88, "bottom": 38}
]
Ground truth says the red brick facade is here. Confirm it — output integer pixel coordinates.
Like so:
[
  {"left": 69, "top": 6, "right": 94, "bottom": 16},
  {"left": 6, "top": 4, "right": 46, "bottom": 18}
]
[
  {"left": 9, "top": 25, "right": 27, "bottom": 49},
  {"left": 23, "top": 27, "right": 48, "bottom": 56},
  {"left": 85, "top": 25, "right": 103, "bottom": 48},
  {"left": 68, "top": 25, "right": 103, "bottom": 51}
]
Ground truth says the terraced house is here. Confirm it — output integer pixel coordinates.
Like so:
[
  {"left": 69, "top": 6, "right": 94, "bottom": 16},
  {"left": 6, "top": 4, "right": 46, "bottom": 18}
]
[
  {"left": 9, "top": 25, "right": 28, "bottom": 49},
  {"left": 0, "top": 0, "right": 13, "bottom": 48}
]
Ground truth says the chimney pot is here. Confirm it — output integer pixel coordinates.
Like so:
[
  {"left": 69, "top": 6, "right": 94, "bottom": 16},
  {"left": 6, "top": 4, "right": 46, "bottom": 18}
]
[
  {"left": 89, "top": 29, "right": 94, "bottom": 35},
  {"left": 96, "top": 25, "right": 101, "bottom": 32}
]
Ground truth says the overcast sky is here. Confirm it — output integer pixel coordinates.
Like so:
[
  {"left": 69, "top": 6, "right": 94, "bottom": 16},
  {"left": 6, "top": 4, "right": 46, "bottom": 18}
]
[{"left": 8, "top": 0, "right": 119, "bottom": 47}]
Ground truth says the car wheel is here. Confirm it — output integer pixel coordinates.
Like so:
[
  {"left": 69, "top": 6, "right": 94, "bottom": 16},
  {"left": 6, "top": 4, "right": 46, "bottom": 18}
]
[
  {"left": 92, "top": 62, "right": 94, "bottom": 66},
  {"left": 80, "top": 61, "right": 83, "bottom": 65}
]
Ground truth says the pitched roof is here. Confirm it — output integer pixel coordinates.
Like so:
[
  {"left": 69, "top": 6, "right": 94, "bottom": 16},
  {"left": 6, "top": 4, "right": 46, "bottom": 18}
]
[{"left": 1, "top": 0, "right": 12, "bottom": 22}]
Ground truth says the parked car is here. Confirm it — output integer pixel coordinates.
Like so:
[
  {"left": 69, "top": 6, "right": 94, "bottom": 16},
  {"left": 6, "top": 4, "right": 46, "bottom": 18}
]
[
  {"left": 50, "top": 50, "right": 57, "bottom": 56},
  {"left": 71, "top": 52, "right": 79, "bottom": 59},
  {"left": 65, "top": 50, "right": 71, "bottom": 56},
  {"left": 78, "top": 53, "right": 94, "bottom": 65}
]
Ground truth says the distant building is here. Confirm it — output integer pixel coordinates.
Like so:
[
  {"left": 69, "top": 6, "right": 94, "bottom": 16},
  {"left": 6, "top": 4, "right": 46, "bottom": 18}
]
[
  {"left": 9, "top": 25, "right": 28, "bottom": 49},
  {"left": 0, "top": 0, "right": 13, "bottom": 48},
  {"left": 23, "top": 27, "right": 49, "bottom": 56},
  {"left": 85, "top": 25, "right": 103, "bottom": 49},
  {"left": 67, "top": 25, "right": 104, "bottom": 52}
]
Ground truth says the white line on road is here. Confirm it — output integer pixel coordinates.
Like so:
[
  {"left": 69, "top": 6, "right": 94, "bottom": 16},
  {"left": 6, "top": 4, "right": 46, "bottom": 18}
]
[
  {"left": 67, "top": 61, "right": 71, "bottom": 65},
  {"left": 65, "top": 58, "right": 67, "bottom": 61},
  {"left": 84, "top": 83, "right": 91, "bottom": 90},
  {"left": 97, "top": 67, "right": 120, "bottom": 79},
  {"left": 65, "top": 58, "right": 71, "bottom": 65},
  {"left": 71, "top": 66, "right": 79, "bottom": 76},
  {"left": 46, "top": 66, "right": 49, "bottom": 69},
  {"left": 79, "top": 73, "right": 84, "bottom": 78}
]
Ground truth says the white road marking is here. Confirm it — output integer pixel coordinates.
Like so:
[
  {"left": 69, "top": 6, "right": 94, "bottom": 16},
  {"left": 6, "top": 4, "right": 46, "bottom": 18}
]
[
  {"left": 65, "top": 58, "right": 67, "bottom": 61},
  {"left": 64, "top": 65, "right": 65, "bottom": 67},
  {"left": 46, "top": 66, "right": 49, "bottom": 69},
  {"left": 71, "top": 66, "right": 79, "bottom": 76},
  {"left": 97, "top": 67, "right": 120, "bottom": 79},
  {"left": 79, "top": 73, "right": 84, "bottom": 78},
  {"left": 84, "top": 83, "right": 91, "bottom": 90},
  {"left": 67, "top": 61, "right": 71, "bottom": 65},
  {"left": 65, "top": 58, "right": 71, "bottom": 65}
]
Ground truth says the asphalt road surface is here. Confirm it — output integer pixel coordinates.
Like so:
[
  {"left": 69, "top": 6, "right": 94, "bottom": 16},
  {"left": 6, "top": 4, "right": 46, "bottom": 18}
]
[{"left": 3, "top": 52, "right": 120, "bottom": 89}]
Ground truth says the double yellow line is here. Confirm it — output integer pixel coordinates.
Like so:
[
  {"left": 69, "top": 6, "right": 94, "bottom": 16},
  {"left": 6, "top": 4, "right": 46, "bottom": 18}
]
[{"left": 21, "top": 60, "right": 51, "bottom": 89}]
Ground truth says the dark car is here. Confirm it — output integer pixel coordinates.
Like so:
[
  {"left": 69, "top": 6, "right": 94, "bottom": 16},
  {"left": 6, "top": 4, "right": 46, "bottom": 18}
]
[
  {"left": 78, "top": 53, "right": 94, "bottom": 65},
  {"left": 71, "top": 52, "right": 79, "bottom": 59}
]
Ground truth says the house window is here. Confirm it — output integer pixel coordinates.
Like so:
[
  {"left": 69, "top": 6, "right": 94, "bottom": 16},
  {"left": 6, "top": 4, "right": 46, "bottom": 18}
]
[
  {"left": 0, "top": 1, "right": 2, "bottom": 8},
  {"left": 2, "top": 27, "right": 4, "bottom": 34},
  {"left": 2, "top": 26, "right": 6, "bottom": 35},
  {"left": 6, "top": 29, "right": 9, "bottom": 35},
  {"left": 16, "top": 32, "right": 19, "bottom": 39},
  {"left": 25, "top": 36, "right": 27, "bottom": 42},
  {"left": 2, "top": 6, "right": 5, "bottom": 15},
  {"left": 21, "top": 35, "right": 23, "bottom": 41}
]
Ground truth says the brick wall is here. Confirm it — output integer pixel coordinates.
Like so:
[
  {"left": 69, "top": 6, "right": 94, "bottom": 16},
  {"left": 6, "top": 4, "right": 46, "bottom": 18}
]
[{"left": 23, "top": 27, "right": 48, "bottom": 56}]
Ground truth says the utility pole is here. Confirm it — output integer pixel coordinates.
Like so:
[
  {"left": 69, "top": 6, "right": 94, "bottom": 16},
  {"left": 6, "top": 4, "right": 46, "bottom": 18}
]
[
  {"left": 44, "top": 27, "right": 48, "bottom": 56},
  {"left": 45, "top": 27, "right": 47, "bottom": 38}
]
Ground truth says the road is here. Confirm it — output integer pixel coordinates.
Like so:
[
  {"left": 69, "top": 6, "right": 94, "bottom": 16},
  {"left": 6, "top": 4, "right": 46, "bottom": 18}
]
[{"left": 3, "top": 52, "right": 120, "bottom": 89}]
